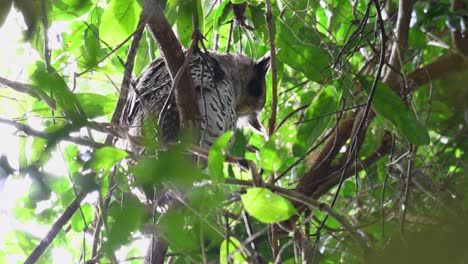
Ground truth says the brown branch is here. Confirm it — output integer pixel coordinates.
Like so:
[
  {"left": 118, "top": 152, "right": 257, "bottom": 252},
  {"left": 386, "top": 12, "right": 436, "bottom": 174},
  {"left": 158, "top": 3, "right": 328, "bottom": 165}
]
[
  {"left": 25, "top": 191, "right": 87, "bottom": 264},
  {"left": 0, "top": 76, "right": 56, "bottom": 109},
  {"left": 265, "top": 0, "right": 278, "bottom": 136},
  {"left": 0, "top": 118, "right": 108, "bottom": 149},
  {"left": 297, "top": 111, "right": 358, "bottom": 198},
  {"left": 143, "top": 0, "right": 200, "bottom": 129},
  {"left": 312, "top": 132, "right": 392, "bottom": 199},
  {"left": 225, "top": 178, "right": 370, "bottom": 250},
  {"left": 406, "top": 53, "right": 468, "bottom": 93},
  {"left": 106, "top": 14, "right": 146, "bottom": 145},
  {"left": 383, "top": 0, "right": 414, "bottom": 90}
]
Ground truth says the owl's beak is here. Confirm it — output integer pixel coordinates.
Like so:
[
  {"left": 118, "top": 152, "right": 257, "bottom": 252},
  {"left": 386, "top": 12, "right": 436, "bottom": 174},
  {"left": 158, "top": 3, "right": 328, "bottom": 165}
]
[{"left": 248, "top": 113, "right": 268, "bottom": 139}]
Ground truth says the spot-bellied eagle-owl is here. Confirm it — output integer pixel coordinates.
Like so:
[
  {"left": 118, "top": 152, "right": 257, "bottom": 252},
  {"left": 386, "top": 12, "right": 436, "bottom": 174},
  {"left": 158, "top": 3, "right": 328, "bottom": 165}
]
[{"left": 121, "top": 50, "right": 270, "bottom": 151}]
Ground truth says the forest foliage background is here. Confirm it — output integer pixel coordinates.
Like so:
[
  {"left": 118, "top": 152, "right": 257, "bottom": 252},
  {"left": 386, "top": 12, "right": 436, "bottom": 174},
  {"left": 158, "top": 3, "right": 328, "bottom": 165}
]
[{"left": 0, "top": 0, "right": 467, "bottom": 263}]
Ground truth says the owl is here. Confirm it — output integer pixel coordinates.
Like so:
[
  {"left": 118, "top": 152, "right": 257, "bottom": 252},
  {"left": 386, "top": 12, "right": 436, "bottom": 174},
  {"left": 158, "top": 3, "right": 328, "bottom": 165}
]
[{"left": 122, "top": 50, "right": 270, "bottom": 152}]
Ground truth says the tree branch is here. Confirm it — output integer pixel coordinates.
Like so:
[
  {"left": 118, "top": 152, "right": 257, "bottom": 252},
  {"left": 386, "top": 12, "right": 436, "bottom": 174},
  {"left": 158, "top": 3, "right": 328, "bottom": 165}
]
[
  {"left": 142, "top": 0, "right": 200, "bottom": 129},
  {"left": 25, "top": 191, "right": 87, "bottom": 264},
  {"left": 0, "top": 76, "right": 56, "bottom": 109},
  {"left": 0, "top": 118, "right": 108, "bottom": 150},
  {"left": 265, "top": 0, "right": 278, "bottom": 136},
  {"left": 383, "top": 0, "right": 414, "bottom": 90},
  {"left": 406, "top": 53, "right": 468, "bottom": 93},
  {"left": 106, "top": 14, "right": 146, "bottom": 145},
  {"left": 225, "top": 178, "right": 371, "bottom": 250}
]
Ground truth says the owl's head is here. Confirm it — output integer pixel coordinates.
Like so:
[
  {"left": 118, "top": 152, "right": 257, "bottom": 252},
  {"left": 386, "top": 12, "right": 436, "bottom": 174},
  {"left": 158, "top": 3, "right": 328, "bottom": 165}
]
[
  {"left": 210, "top": 52, "right": 270, "bottom": 136},
  {"left": 211, "top": 52, "right": 270, "bottom": 115}
]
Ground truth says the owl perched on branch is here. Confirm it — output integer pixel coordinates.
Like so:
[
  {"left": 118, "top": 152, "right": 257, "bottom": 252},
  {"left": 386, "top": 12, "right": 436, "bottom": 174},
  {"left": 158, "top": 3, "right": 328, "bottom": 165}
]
[{"left": 122, "top": 50, "right": 270, "bottom": 152}]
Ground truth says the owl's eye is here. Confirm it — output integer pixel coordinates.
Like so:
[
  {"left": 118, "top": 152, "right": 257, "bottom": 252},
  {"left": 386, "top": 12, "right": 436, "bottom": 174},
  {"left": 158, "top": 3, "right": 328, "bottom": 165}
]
[{"left": 236, "top": 103, "right": 253, "bottom": 115}]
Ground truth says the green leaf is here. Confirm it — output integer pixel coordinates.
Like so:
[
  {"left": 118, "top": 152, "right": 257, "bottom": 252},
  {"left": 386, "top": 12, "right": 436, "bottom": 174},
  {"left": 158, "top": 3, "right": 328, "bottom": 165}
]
[
  {"left": 105, "top": 197, "right": 144, "bottom": 253},
  {"left": 362, "top": 80, "right": 430, "bottom": 145},
  {"left": 82, "top": 24, "right": 102, "bottom": 68},
  {"left": 214, "top": 0, "right": 232, "bottom": 29},
  {"left": 32, "top": 93, "right": 115, "bottom": 119},
  {"left": 176, "top": 1, "right": 193, "bottom": 47},
  {"left": 70, "top": 203, "right": 93, "bottom": 232},
  {"left": 259, "top": 122, "right": 293, "bottom": 173},
  {"left": 231, "top": 0, "right": 246, "bottom": 4},
  {"left": 159, "top": 209, "right": 199, "bottom": 251},
  {"left": 241, "top": 187, "right": 296, "bottom": 223},
  {"left": 131, "top": 145, "right": 204, "bottom": 187},
  {"left": 30, "top": 61, "right": 86, "bottom": 124},
  {"left": 229, "top": 130, "right": 247, "bottom": 158},
  {"left": 219, "top": 237, "right": 248, "bottom": 264},
  {"left": 76, "top": 93, "right": 116, "bottom": 118},
  {"left": 275, "top": 17, "right": 331, "bottom": 82},
  {"left": 293, "top": 86, "right": 338, "bottom": 156},
  {"left": 89, "top": 147, "right": 128, "bottom": 173},
  {"left": 99, "top": 0, "right": 141, "bottom": 47},
  {"left": 30, "top": 137, "right": 47, "bottom": 164},
  {"left": 50, "top": 0, "right": 93, "bottom": 20},
  {"left": 208, "top": 131, "right": 233, "bottom": 183}
]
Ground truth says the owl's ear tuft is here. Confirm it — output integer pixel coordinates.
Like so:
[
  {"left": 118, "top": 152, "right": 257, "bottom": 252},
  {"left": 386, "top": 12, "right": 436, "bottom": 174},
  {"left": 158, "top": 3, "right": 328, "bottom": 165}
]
[{"left": 255, "top": 52, "right": 271, "bottom": 75}]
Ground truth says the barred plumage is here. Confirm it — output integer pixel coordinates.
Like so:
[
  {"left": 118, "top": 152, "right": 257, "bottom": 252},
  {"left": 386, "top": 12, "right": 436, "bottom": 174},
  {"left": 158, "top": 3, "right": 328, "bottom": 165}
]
[{"left": 122, "top": 50, "right": 270, "bottom": 151}]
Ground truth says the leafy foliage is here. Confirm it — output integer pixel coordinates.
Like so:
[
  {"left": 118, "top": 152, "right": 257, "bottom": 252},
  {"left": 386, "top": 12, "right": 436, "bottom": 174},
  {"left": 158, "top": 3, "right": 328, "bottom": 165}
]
[{"left": 0, "top": 0, "right": 467, "bottom": 263}]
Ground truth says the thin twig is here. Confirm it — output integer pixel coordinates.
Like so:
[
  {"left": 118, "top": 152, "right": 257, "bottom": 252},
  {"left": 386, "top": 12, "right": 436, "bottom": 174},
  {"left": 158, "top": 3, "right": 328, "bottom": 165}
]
[{"left": 77, "top": 20, "right": 148, "bottom": 77}]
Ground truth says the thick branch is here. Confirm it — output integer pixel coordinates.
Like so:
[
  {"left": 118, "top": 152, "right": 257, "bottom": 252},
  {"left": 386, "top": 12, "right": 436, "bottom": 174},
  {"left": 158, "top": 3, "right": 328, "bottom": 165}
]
[
  {"left": 406, "top": 53, "right": 468, "bottom": 93},
  {"left": 383, "top": 0, "right": 414, "bottom": 90},
  {"left": 25, "top": 191, "right": 87, "bottom": 264},
  {"left": 297, "top": 111, "right": 358, "bottom": 198},
  {"left": 142, "top": 0, "right": 200, "bottom": 129},
  {"left": 312, "top": 132, "right": 392, "bottom": 199}
]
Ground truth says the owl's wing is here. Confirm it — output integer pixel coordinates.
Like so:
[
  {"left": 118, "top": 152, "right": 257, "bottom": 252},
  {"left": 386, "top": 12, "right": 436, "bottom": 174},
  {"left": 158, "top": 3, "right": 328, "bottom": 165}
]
[{"left": 123, "top": 57, "right": 172, "bottom": 127}]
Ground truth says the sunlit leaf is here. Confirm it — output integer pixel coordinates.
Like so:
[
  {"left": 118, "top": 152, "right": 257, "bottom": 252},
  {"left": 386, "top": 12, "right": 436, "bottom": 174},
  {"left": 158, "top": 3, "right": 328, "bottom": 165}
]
[
  {"left": 30, "top": 61, "right": 86, "bottom": 124},
  {"left": 275, "top": 17, "right": 331, "bottom": 82},
  {"left": 76, "top": 93, "right": 116, "bottom": 118},
  {"left": 89, "top": 147, "right": 128, "bottom": 173},
  {"left": 50, "top": 0, "right": 93, "bottom": 20},
  {"left": 219, "top": 237, "right": 248, "bottom": 264},
  {"left": 176, "top": 1, "right": 193, "bottom": 47},
  {"left": 70, "top": 203, "right": 93, "bottom": 232},
  {"left": 99, "top": 0, "right": 141, "bottom": 47},
  {"left": 241, "top": 187, "right": 296, "bottom": 223}
]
